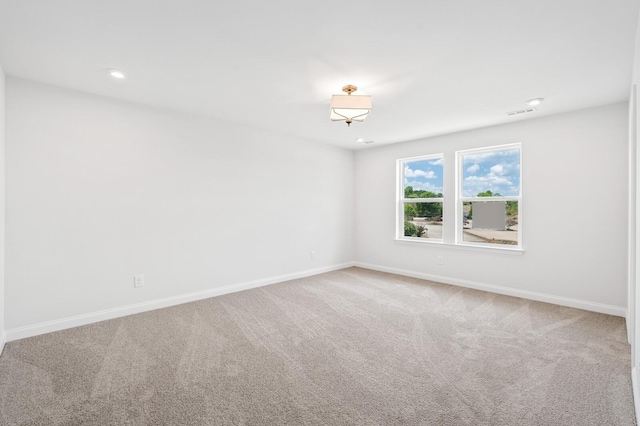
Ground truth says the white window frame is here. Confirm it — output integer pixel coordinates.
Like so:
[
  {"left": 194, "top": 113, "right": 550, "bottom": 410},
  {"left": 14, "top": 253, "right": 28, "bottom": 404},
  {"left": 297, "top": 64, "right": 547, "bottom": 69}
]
[
  {"left": 396, "top": 154, "right": 444, "bottom": 242},
  {"left": 455, "top": 143, "right": 522, "bottom": 250}
]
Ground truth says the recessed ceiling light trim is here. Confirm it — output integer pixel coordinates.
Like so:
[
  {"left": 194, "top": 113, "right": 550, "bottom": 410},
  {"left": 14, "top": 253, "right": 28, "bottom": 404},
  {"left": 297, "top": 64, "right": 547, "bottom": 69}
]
[
  {"left": 108, "top": 69, "right": 127, "bottom": 79},
  {"left": 526, "top": 98, "right": 544, "bottom": 106}
]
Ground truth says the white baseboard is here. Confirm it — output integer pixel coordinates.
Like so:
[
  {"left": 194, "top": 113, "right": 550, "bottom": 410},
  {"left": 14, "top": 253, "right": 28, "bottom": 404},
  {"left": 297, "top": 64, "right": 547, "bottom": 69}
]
[
  {"left": 6, "top": 260, "right": 625, "bottom": 342},
  {"left": 354, "top": 262, "right": 627, "bottom": 317},
  {"left": 633, "top": 367, "right": 640, "bottom": 426},
  {"left": 6, "top": 262, "right": 355, "bottom": 342},
  {"left": 0, "top": 331, "right": 6, "bottom": 357}
]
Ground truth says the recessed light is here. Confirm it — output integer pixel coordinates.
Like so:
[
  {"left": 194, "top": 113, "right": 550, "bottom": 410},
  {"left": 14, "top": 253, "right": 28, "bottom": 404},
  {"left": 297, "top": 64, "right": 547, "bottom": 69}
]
[
  {"left": 356, "top": 138, "right": 374, "bottom": 144},
  {"left": 526, "top": 98, "right": 544, "bottom": 106},
  {"left": 109, "top": 69, "right": 127, "bottom": 79}
]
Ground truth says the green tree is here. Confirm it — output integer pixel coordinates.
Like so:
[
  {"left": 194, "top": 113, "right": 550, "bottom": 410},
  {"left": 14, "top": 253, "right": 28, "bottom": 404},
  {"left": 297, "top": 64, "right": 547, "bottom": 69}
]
[
  {"left": 416, "top": 202, "right": 442, "bottom": 218},
  {"left": 404, "top": 221, "right": 418, "bottom": 237},
  {"left": 414, "top": 190, "right": 441, "bottom": 199},
  {"left": 403, "top": 187, "right": 443, "bottom": 219},
  {"left": 404, "top": 186, "right": 442, "bottom": 200},
  {"left": 464, "top": 201, "right": 472, "bottom": 219},
  {"left": 477, "top": 190, "right": 501, "bottom": 197},
  {"left": 404, "top": 204, "right": 417, "bottom": 220},
  {"left": 404, "top": 186, "right": 416, "bottom": 198}
]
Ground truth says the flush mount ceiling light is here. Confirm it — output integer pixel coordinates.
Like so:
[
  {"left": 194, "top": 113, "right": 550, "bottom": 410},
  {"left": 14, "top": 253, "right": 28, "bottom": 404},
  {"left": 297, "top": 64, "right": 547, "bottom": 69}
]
[
  {"left": 330, "top": 85, "right": 371, "bottom": 126},
  {"left": 526, "top": 98, "right": 544, "bottom": 106},
  {"left": 109, "top": 69, "right": 127, "bottom": 79}
]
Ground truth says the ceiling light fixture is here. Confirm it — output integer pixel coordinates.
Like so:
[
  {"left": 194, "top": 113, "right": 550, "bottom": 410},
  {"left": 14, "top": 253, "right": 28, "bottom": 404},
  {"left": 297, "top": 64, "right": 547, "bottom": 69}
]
[
  {"left": 330, "top": 85, "right": 371, "bottom": 126},
  {"left": 109, "top": 69, "right": 127, "bottom": 79},
  {"left": 526, "top": 98, "right": 544, "bottom": 106}
]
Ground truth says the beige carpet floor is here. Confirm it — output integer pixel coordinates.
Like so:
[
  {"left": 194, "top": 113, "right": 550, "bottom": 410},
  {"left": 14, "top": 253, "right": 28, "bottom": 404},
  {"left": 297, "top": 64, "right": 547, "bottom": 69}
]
[{"left": 0, "top": 267, "right": 635, "bottom": 425}]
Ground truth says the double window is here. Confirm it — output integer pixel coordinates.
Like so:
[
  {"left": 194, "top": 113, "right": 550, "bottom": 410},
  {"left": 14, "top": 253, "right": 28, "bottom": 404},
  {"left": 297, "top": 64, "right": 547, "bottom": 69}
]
[{"left": 397, "top": 144, "right": 522, "bottom": 250}]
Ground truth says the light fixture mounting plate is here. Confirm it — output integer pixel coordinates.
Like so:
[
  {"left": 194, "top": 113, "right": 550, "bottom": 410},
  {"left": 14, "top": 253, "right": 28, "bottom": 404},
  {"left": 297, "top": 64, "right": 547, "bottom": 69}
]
[{"left": 342, "top": 85, "right": 358, "bottom": 95}]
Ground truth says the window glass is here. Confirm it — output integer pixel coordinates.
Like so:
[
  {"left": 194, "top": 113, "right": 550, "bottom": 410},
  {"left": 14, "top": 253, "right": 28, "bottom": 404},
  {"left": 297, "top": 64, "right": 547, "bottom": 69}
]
[
  {"left": 404, "top": 202, "right": 443, "bottom": 239},
  {"left": 462, "top": 148, "right": 520, "bottom": 197},
  {"left": 459, "top": 145, "right": 521, "bottom": 248},
  {"left": 462, "top": 200, "right": 519, "bottom": 246},
  {"left": 404, "top": 158, "right": 444, "bottom": 196},
  {"left": 399, "top": 155, "right": 444, "bottom": 242}
]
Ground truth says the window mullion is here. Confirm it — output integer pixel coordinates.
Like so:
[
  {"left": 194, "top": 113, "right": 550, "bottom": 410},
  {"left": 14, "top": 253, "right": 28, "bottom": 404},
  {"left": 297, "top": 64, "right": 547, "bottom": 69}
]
[{"left": 402, "top": 198, "right": 444, "bottom": 203}]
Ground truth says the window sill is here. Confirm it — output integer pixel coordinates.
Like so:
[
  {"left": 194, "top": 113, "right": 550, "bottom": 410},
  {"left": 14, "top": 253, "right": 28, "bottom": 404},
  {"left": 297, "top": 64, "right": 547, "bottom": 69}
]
[{"left": 394, "top": 238, "right": 524, "bottom": 256}]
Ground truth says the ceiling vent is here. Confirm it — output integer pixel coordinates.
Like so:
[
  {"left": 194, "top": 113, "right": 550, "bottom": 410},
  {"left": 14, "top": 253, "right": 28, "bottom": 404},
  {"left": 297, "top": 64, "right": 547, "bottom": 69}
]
[{"left": 506, "top": 107, "right": 536, "bottom": 116}]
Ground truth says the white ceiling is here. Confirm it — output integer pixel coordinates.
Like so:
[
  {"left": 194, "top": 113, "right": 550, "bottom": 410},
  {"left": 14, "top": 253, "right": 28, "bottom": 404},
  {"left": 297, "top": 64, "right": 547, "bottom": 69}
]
[{"left": 0, "top": 0, "right": 638, "bottom": 150}]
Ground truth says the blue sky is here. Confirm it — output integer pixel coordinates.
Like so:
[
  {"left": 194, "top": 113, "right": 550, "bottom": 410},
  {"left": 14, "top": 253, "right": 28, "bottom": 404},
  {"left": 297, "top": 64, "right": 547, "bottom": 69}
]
[
  {"left": 462, "top": 148, "right": 520, "bottom": 197},
  {"left": 403, "top": 157, "right": 444, "bottom": 194}
]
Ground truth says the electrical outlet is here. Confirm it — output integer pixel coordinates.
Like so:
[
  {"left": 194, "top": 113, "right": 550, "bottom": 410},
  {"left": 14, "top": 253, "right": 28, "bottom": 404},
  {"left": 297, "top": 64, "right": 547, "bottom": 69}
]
[
  {"left": 310, "top": 251, "right": 317, "bottom": 260},
  {"left": 134, "top": 274, "right": 144, "bottom": 288},
  {"left": 437, "top": 256, "right": 443, "bottom": 265}
]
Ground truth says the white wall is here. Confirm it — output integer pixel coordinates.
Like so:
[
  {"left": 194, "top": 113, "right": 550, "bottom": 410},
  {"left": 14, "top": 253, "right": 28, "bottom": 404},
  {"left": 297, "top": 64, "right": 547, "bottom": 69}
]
[
  {"left": 355, "top": 103, "right": 629, "bottom": 313},
  {"left": 0, "top": 66, "right": 5, "bottom": 352},
  {"left": 5, "top": 77, "right": 354, "bottom": 332},
  {"left": 629, "top": 6, "right": 640, "bottom": 417}
]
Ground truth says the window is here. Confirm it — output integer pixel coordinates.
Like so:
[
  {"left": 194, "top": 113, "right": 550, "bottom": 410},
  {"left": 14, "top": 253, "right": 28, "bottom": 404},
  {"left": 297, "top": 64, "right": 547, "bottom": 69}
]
[
  {"left": 397, "top": 155, "right": 444, "bottom": 241},
  {"left": 457, "top": 144, "right": 521, "bottom": 248},
  {"left": 396, "top": 144, "right": 522, "bottom": 251}
]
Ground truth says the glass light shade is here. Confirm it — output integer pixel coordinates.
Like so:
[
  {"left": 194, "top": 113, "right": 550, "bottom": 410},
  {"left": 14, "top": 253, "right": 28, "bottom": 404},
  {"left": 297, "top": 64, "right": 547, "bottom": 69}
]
[{"left": 330, "top": 95, "right": 372, "bottom": 122}]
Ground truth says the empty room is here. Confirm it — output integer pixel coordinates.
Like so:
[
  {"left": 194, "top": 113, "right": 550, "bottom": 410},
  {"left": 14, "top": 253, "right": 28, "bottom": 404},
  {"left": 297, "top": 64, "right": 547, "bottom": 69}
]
[{"left": 1, "top": 0, "right": 640, "bottom": 424}]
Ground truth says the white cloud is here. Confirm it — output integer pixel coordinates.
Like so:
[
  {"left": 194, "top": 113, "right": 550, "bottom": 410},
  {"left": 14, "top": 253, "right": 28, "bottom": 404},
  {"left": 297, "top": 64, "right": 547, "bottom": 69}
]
[
  {"left": 404, "top": 165, "right": 437, "bottom": 179},
  {"left": 405, "top": 180, "right": 443, "bottom": 193},
  {"left": 463, "top": 175, "right": 517, "bottom": 197},
  {"left": 462, "top": 149, "right": 520, "bottom": 196},
  {"left": 464, "top": 152, "right": 498, "bottom": 163},
  {"left": 466, "top": 164, "right": 480, "bottom": 173},
  {"left": 465, "top": 149, "right": 519, "bottom": 164},
  {"left": 490, "top": 164, "right": 504, "bottom": 175},
  {"left": 465, "top": 175, "right": 512, "bottom": 185},
  {"left": 429, "top": 158, "right": 443, "bottom": 166}
]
